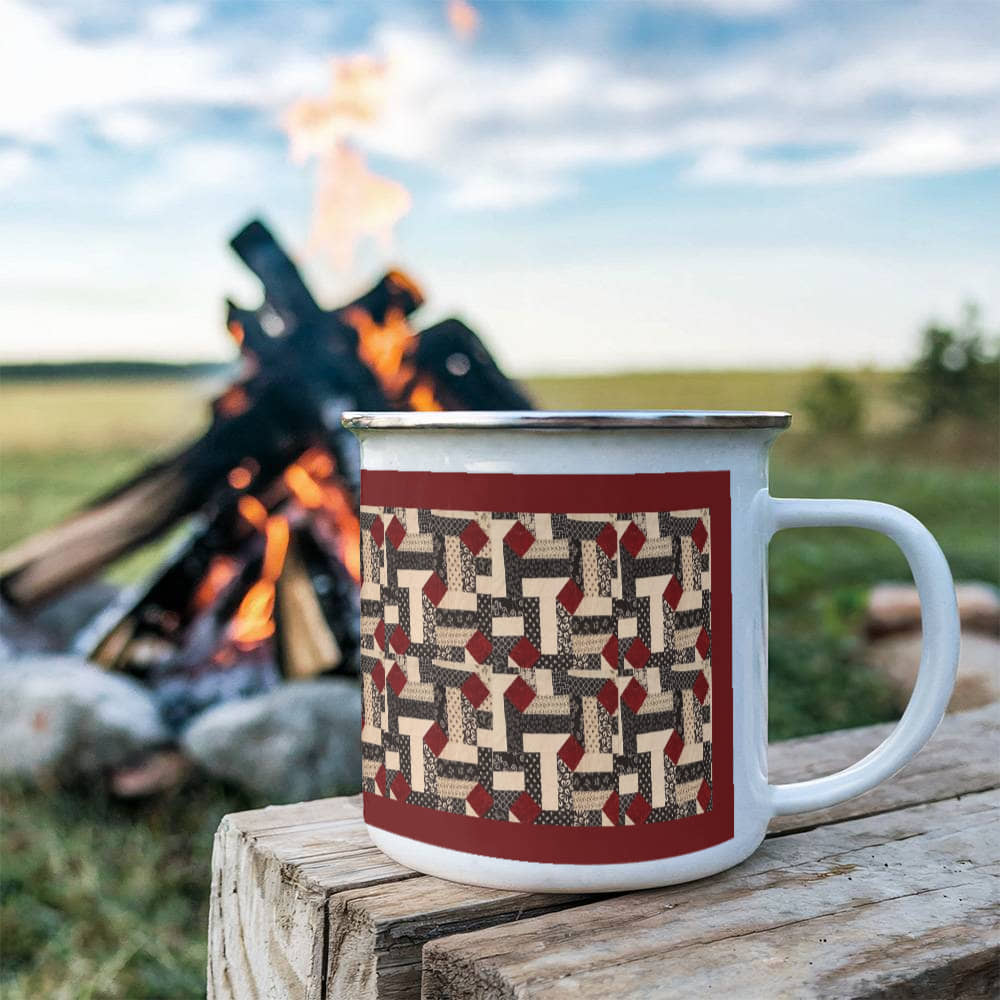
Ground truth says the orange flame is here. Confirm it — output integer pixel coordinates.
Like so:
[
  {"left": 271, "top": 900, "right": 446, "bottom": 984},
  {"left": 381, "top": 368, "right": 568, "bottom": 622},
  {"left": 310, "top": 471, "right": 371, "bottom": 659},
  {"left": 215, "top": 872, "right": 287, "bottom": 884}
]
[
  {"left": 309, "top": 145, "right": 411, "bottom": 272},
  {"left": 282, "top": 56, "right": 389, "bottom": 164},
  {"left": 408, "top": 379, "right": 443, "bottom": 411},
  {"left": 282, "top": 54, "right": 411, "bottom": 271},
  {"left": 237, "top": 495, "right": 269, "bottom": 532},
  {"left": 217, "top": 386, "right": 250, "bottom": 418},
  {"left": 230, "top": 513, "right": 291, "bottom": 649},
  {"left": 283, "top": 452, "right": 363, "bottom": 583},
  {"left": 447, "top": 0, "right": 480, "bottom": 40},
  {"left": 191, "top": 556, "right": 239, "bottom": 613},
  {"left": 346, "top": 306, "right": 443, "bottom": 410},
  {"left": 228, "top": 466, "right": 253, "bottom": 490}
]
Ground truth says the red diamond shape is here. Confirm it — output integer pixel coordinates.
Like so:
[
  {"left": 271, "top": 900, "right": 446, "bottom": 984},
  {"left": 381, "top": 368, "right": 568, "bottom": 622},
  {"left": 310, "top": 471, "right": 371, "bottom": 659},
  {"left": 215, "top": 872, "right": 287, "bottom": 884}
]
[
  {"left": 386, "top": 515, "right": 406, "bottom": 549},
  {"left": 663, "top": 575, "right": 683, "bottom": 610},
  {"left": 692, "top": 518, "right": 708, "bottom": 552},
  {"left": 596, "top": 522, "right": 618, "bottom": 559},
  {"left": 390, "top": 772, "right": 411, "bottom": 802},
  {"left": 504, "top": 521, "right": 535, "bottom": 557},
  {"left": 461, "top": 673, "right": 490, "bottom": 708},
  {"left": 466, "top": 783, "right": 493, "bottom": 817},
  {"left": 626, "top": 793, "right": 652, "bottom": 825},
  {"left": 387, "top": 663, "right": 407, "bottom": 696},
  {"left": 664, "top": 730, "right": 684, "bottom": 764},
  {"left": 557, "top": 578, "right": 584, "bottom": 614},
  {"left": 460, "top": 520, "right": 489, "bottom": 555},
  {"left": 509, "top": 637, "right": 540, "bottom": 670},
  {"left": 603, "top": 791, "right": 619, "bottom": 825},
  {"left": 625, "top": 638, "right": 651, "bottom": 671},
  {"left": 558, "top": 735, "right": 585, "bottom": 770},
  {"left": 510, "top": 791, "right": 541, "bottom": 825},
  {"left": 374, "top": 764, "right": 387, "bottom": 796},
  {"left": 422, "top": 572, "right": 447, "bottom": 606},
  {"left": 597, "top": 679, "right": 618, "bottom": 715},
  {"left": 621, "top": 521, "right": 646, "bottom": 558},
  {"left": 465, "top": 630, "right": 492, "bottom": 664},
  {"left": 389, "top": 627, "right": 411, "bottom": 656},
  {"left": 374, "top": 619, "right": 386, "bottom": 651},
  {"left": 370, "top": 517, "right": 384, "bottom": 548},
  {"left": 423, "top": 722, "right": 448, "bottom": 757},
  {"left": 697, "top": 779, "right": 712, "bottom": 811},
  {"left": 621, "top": 677, "right": 647, "bottom": 714},
  {"left": 505, "top": 676, "right": 536, "bottom": 712},
  {"left": 696, "top": 627, "right": 711, "bottom": 660},
  {"left": 693, "top": 671, "right": 709, "bottom": 704},
  {"left": 371, "top": 661, "right": 385, "bottom": 692},
  {"left": 601, "top": 635, "right": 619, "bottom": 667}
]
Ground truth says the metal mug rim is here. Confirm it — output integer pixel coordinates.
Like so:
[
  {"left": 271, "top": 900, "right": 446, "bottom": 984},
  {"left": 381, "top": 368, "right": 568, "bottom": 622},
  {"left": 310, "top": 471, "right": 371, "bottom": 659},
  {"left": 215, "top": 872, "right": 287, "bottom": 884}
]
[{"left": 341, "top": 410, "right": 792, "bottom": 431}]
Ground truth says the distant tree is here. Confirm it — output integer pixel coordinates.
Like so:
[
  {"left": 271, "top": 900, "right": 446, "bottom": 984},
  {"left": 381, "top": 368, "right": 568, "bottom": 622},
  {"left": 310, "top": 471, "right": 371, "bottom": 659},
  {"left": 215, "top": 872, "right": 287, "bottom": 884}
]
[
  {"left": 800, "top": 371, "right": 866, "bottom": 435},
  {"left": 905, "top": 304, "right": 999, "bottom": 424}
]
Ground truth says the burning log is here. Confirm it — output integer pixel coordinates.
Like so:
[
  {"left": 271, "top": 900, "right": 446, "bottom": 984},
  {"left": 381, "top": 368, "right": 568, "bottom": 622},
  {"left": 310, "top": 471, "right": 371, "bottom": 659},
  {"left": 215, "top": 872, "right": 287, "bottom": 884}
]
[
  {"left": 0, "top": 217, "right": 533, "bottom": 729},
  {"left": 0, "top": 239, "right": 422, "bottom": 609}
]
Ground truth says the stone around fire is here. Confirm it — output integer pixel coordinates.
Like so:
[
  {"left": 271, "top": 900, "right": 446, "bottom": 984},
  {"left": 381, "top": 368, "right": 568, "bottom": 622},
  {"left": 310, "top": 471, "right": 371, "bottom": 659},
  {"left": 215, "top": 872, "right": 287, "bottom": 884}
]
[
  {"left": 181, "top": 678, "right": 361, "bottom": 802},
  {"left": 0, "top": 655, "right": 169, "bottom": 780}
]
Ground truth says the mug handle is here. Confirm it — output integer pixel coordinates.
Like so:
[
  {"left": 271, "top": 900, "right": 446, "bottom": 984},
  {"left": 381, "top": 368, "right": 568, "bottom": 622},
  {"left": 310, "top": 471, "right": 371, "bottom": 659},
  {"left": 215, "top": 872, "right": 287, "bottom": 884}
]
[{"left": 758, "top": 495, "right": 960, "bottom": 816}]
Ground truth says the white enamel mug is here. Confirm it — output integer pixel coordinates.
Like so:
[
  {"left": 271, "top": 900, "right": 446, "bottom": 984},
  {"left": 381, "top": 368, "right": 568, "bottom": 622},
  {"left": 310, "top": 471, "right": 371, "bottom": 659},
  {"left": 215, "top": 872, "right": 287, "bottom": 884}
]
[{"left": 342, "top": 411, "right": 959, "bottom": 892}]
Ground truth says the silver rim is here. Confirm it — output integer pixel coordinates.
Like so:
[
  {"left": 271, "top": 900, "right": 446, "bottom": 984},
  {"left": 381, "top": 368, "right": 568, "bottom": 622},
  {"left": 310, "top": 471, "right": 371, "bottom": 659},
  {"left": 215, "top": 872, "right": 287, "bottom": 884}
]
[{"left": 341, "top": 410, "right": 791, "bottom": 430}]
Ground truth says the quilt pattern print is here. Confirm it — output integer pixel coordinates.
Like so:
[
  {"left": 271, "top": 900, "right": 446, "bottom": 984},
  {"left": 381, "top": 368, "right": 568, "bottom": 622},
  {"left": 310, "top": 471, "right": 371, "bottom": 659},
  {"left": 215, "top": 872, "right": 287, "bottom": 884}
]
[{"left": 359, "top": 499, "right": 716, "bottom": 831}]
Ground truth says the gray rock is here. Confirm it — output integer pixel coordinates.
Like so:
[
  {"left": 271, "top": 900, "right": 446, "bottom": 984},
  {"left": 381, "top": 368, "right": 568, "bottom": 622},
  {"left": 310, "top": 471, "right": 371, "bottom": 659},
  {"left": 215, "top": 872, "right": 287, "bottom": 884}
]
[
  {"left": 866, "top": 631, "right": 1000, "bottom": 713},
  {"left": 0, "top": 655, "right": 170, "bottom": 780},
  {"left": 867, "top": 581, "right": 1000, "bottom": 638},
  {"left": 181, "top": 679, "right": 361, "bottom": 802}
]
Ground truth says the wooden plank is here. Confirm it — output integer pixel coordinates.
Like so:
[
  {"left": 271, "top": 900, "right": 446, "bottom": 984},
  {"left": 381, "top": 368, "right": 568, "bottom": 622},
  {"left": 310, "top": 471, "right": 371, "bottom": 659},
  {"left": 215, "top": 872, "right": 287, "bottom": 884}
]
[
  {"left": 327, "top": 707, "right": 998, "bottom": 998},
  {"left": 208, "top": 706, "right": 997, "bottom": 999},
  {"left": 768, "top": 704, "right": 999, "bottom": 834},
  {"left": 421, "top": 789, "right": 1000, "bottom": 999},
  {"left": 207, "top": 796, "right": 415, "bottom": 1000},
  {"left": 326, "top": 878, "right": 593, "bottom": 1000}
]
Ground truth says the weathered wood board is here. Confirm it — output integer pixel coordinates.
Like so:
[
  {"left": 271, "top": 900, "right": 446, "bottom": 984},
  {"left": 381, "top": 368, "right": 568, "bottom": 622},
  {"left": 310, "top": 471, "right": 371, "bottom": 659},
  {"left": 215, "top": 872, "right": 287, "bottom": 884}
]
[
  {"left": 422, "top": 790, "right": 1000, "bottom": 998},
  {"left": 208, "top": 705, "right": 999, "bottom": 1000}
]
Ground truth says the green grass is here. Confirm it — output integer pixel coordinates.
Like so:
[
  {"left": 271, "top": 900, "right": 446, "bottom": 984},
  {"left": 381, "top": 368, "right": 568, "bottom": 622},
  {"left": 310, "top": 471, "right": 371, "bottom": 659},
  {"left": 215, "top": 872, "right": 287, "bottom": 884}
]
[
  {"left": 0, "top": 778, "right": 254, "bottom": 999},
  {"left": 1, "top": 373, "right": 997, "bottom": 997}
]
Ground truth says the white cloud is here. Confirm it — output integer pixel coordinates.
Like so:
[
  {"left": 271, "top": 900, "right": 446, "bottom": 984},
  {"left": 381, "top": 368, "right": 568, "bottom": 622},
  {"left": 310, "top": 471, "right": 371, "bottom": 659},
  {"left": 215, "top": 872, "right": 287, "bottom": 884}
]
[
  {"left": 690, "top": 124, "right": 1000, "bottom": 185},
  {"left": 336, "top": 9, "right": 1000, "bottom": 207},
  {"left": 144, "top": 2, "right": 204, "bottom": 38},
  {"left": 0, "top": 0, "right": 998, "bottom": 209},
  {"left": 0, "top": 147, "right": 32, "bottom": 188},
  {"left": 0, "top": 0, "right": 325, "bottom": 144}
]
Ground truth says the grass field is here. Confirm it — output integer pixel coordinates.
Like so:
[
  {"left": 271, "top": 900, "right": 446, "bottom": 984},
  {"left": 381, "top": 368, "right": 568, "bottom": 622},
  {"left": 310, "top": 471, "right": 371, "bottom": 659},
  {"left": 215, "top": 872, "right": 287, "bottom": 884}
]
[{"left": 1, "top": 372, "right": 997, "bottom": 997}]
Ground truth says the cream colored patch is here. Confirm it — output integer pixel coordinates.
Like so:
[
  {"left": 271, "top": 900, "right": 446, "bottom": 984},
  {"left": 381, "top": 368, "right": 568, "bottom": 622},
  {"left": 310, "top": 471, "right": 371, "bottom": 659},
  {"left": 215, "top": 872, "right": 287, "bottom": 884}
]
[
  {"left": 493, "top": 770, "right": 525, "bottom": 791},
  {"left": 618, "top": 772, "right": 639, "bottom": 795},
  {"left": 400, "top": 680, "right": 435, "bottom": 703},
  {"left": 446, "top": 686, "right": 464, "bottom": 742},
  {"left": 524, "top": 538, "right": 570, "bottom": 560},
  {"left": 617, "top": 617, "right": 638, "bottom": 639},
  {"left": 574, "top": 789, "right": 611, "bottom": 812},
  {"left": 445, "top": 535, "right": 463, "bottom": 590},
  {"left": 676, "top": 778, "right": 701, "bottom": 804},
  {"left": 524, "top": 693, "right": 570, "bottom": 716},
  {"left": 397, "top": 531, "right": 433, "bottom": 553},
  {"left": 439, "top": 777, "right": 477, "bottom": 801},
  {"left": 493, "top": 615, "right": 525, "bottom": 636}
]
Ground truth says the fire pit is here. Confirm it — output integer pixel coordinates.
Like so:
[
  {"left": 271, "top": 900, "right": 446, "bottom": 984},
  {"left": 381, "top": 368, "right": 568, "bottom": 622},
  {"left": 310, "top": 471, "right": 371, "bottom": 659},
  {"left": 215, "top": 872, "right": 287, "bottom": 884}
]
[{"left": 0, "top": 220, "right": 531, "bottom": 796}]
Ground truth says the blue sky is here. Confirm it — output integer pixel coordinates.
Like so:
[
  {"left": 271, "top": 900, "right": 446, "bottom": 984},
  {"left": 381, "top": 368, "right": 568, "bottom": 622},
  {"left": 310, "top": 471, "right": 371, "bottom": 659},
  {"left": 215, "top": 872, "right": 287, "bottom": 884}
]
[{"left": 1, "top": 0, "right": 997, "bottom": 373}]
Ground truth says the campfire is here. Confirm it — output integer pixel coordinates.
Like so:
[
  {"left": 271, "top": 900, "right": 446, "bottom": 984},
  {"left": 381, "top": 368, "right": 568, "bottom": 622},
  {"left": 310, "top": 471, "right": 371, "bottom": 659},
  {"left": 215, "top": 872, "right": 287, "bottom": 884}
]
[{"left": 0, "top": 220, "right": 532, "bottom": 730}]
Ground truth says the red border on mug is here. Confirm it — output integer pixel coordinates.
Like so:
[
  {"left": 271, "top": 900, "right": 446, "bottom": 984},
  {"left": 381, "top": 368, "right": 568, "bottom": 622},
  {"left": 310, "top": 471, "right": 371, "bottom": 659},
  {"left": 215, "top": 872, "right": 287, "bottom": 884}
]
[{"left": 361, "top": 470, "right": 734, "bottom": 865}]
